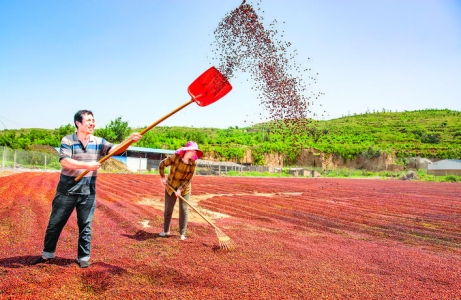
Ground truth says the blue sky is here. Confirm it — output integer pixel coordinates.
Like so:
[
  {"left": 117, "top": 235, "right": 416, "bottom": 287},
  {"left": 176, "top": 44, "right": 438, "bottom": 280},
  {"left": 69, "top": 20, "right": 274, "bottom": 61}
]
[{"left": 1, "top": 0, "right": 460, "bottom": 130}]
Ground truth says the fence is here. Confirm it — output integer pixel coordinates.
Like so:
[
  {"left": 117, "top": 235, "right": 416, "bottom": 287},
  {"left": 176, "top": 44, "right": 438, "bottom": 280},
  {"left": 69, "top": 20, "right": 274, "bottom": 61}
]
[
  {"left": 0, "top": 146, "right": 297, "bottom": 177},
  {"left": 0, "top": 146, "right": 61, "bottom": 172},
  {"left": 195, "top": 160, "right": 274, "bottom": 176},
  {"left": 148, "top": 158, "right": 273, "bottom": 176},
  {"left": 0, "top": 147, "right": 270, "bottom": 175}
]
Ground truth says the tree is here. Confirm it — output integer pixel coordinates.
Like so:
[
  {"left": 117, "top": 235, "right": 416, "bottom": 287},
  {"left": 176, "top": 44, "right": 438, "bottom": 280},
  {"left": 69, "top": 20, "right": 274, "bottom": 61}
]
[
  {"left": 94, "top": 117, "right": 130, "bottom": 143},
  {"left": 55, "top": 124, "right": 75, "bottom": 138},
  {"left": 0, "top": 131, "right": 16, "bottom": 148}
]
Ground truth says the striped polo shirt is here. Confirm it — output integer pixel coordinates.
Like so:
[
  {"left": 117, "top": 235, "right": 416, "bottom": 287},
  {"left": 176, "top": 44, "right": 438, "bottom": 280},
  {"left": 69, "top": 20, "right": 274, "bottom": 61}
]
[{"left": 56, "top": 133, "right": 113, "bottom": 195}]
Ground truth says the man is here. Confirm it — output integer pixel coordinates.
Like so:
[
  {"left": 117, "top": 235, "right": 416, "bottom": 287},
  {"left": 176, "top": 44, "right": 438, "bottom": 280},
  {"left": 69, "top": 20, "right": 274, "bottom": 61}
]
[{"left": 31, "top": 110, "right": 142, "bottom": 268}]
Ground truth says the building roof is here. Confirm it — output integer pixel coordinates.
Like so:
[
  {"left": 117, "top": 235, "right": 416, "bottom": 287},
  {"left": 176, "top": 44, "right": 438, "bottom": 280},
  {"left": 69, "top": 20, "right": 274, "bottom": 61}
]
[
  {"left": 428, "top": 159, "right": 461, "bottom": 170},
  {"left": 123, "top": 146, "right": 175, "bottom": 155},
  {"left": 433, "top": 159, "right": 461, "bottom": 164}
]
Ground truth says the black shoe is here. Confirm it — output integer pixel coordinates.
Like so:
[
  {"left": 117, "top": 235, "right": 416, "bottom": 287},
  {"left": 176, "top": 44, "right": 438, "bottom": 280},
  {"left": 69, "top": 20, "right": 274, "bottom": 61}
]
[
  {"left": 79, "top": 261, "right": 91, "bottom": 268},
  {"left": 31, "top": 256, "right": 51, "bottom": 265}
]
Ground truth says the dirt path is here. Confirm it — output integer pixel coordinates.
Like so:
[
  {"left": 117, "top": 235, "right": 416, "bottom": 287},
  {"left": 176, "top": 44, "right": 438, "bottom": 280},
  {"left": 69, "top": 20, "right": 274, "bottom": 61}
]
[{"left": 137, "top": 192, "right": 303, "bottom": 224}]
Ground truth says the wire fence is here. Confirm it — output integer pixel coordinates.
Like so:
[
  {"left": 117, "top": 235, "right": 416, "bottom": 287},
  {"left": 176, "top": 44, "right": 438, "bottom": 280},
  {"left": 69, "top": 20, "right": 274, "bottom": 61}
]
[
  {"left": 2, "top": 146, "right": 459, "bottom": 181},
  {"left": 0, "top": 146, "right": 61, "bottom": 172},
  {"left": 195, "top": 160, "right": 271, "bottom": 176},
  {"left": 151, "top": 158, "right": 274, "bottom": 176},
  {"left": 0, "top": 146, "right": 312, "bottom": 177}
]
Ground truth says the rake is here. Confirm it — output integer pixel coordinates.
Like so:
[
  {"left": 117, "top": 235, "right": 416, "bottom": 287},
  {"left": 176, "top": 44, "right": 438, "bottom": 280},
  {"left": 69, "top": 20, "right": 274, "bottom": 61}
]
[{"left": 167, "top": 184, "right": 237, "bottom": 250}]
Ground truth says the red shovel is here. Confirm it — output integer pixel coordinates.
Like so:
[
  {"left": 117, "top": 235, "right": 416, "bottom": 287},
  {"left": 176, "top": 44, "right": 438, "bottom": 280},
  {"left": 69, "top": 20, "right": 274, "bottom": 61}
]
[{"left": 75, "top": 66, "right": 232, "bottom": 181}]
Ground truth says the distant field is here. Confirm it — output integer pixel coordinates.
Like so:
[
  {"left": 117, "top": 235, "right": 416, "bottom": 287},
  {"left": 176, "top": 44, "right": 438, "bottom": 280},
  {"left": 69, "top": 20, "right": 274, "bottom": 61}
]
[{"left": 1, "top": 173, "right": 460, "bottom": 299}]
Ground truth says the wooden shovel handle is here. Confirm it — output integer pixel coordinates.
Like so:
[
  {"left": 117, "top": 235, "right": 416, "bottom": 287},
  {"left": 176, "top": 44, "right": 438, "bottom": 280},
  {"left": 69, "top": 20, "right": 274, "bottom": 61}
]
[
  {"left": 74, "top": 99, "right": 194, "bottom": 182},
  {"left": 138, "top": 99, "right": 194, "bottom": 135},
  {"left": 166, "top": 184, "right": 220, "bottom": 231}
]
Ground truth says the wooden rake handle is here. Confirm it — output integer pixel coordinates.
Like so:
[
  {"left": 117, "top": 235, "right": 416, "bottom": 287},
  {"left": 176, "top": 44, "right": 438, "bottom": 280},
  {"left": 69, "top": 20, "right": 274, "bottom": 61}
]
[
  {"left": 166, "top": 184, "right": 220, "bottom": 231},
  {"left": 75, "top": 99, "right": 194, "bottom": 182}
]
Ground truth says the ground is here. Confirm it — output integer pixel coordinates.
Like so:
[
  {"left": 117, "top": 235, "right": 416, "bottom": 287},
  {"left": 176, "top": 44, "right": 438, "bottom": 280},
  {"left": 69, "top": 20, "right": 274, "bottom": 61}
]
[{"left": 0, "top": 172, "right": 460, "bottom": 299}]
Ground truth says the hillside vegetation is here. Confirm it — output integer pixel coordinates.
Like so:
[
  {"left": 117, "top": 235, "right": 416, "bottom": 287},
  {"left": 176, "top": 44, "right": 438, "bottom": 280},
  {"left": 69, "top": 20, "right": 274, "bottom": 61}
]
[{"left": 1, "top": 109, "right": 460, "bottom": 165}]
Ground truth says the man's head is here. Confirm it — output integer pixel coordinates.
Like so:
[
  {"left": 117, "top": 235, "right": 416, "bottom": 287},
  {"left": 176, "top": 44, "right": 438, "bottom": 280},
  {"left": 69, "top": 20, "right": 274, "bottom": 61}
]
[
  {"left": 74, "top": 110, "right": 95, "bottom": 134},
  {"left": 74, "top": 110, "right": 93, "bottom": 128}
]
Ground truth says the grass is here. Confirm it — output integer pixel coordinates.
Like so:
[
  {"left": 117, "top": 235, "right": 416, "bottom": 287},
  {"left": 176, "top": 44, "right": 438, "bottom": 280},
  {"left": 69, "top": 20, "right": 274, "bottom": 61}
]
[
  {"left": 227, "top": 168, "right": 461, "bottom": 182},
  {"left": 141, "top": 167, "right": 460, "bottom": 182}
]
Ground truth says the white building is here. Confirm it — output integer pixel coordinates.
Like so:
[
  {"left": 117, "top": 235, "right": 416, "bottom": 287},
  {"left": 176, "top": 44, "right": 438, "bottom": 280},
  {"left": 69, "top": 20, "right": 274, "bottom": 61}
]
[
  {"left": 427, "top": 159, "right": 461, "bottom": 176},
  {"left": 113, "top": 146, "right": 175, "bottom": 172}
]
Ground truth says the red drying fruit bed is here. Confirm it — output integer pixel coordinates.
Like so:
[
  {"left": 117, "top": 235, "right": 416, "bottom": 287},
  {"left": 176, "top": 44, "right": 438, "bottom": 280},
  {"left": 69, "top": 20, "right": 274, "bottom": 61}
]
[{"left": 1, "top": 172, "right": 460, "bottom": 299}]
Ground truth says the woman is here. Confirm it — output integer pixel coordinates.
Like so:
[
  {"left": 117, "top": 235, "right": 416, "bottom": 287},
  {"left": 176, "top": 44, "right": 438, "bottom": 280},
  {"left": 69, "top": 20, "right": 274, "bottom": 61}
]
[{"left": 158, "top": 141, "right": 203, "bottom": 240}]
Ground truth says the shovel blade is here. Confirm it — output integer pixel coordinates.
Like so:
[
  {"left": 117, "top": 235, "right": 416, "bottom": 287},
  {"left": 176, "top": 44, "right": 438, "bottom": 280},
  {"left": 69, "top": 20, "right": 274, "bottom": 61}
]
[{"left": 188, "top": 66, "right": 232, "bottom": 107}]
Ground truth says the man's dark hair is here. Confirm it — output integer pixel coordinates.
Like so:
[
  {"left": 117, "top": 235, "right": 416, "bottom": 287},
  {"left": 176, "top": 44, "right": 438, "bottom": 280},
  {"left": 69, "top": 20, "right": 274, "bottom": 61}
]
[{"left": 74, "top": 110, "right": 94, "bottom": 128}]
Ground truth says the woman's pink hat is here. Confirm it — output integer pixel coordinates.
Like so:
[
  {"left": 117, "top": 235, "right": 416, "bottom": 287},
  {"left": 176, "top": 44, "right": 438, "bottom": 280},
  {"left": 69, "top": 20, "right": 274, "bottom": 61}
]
[{"left": 175, "top": 141, "right": 204, "bottom": 159}]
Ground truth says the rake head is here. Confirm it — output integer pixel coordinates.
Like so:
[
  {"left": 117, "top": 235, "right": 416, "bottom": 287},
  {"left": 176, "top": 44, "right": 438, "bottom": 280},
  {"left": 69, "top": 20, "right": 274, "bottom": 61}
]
[{"left": 215, "top": 228, "right": 238, "bottom": 251}]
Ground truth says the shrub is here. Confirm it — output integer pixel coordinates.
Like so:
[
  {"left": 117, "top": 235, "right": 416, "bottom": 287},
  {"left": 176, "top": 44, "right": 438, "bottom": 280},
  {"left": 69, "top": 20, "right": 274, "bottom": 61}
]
[{"left": 443, "top": 175, "right": 459, "bottom": 183}]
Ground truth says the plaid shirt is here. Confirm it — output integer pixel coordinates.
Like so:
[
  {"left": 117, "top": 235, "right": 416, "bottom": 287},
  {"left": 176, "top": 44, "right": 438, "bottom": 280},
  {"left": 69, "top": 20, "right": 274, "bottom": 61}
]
[{"left": 159, "top": 154, "right": 196, "bottom": 196}]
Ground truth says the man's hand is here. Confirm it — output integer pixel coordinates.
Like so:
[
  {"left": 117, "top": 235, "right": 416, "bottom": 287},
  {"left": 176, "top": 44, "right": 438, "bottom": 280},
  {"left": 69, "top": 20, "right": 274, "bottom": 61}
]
[
  {"left": 86, "top": 161, "right": 102, "bottom": 171},
  {"left": 160, "top": 177, "right": 167, "bottom": 186},
  {"left": 109, "top": 132, "right": 143, "bottom": 155},
  {"left": 129, "top": 132, "right": 142, "bottom": 142}
]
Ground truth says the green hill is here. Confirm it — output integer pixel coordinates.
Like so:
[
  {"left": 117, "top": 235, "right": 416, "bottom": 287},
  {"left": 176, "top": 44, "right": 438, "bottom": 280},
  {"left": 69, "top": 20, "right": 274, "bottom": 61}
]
[
  {"left": 1, "top": 109, "right": 460, "bottom": 165},
  {"left": 311, "top": 109, "right": 461, "bottom": 160}
]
